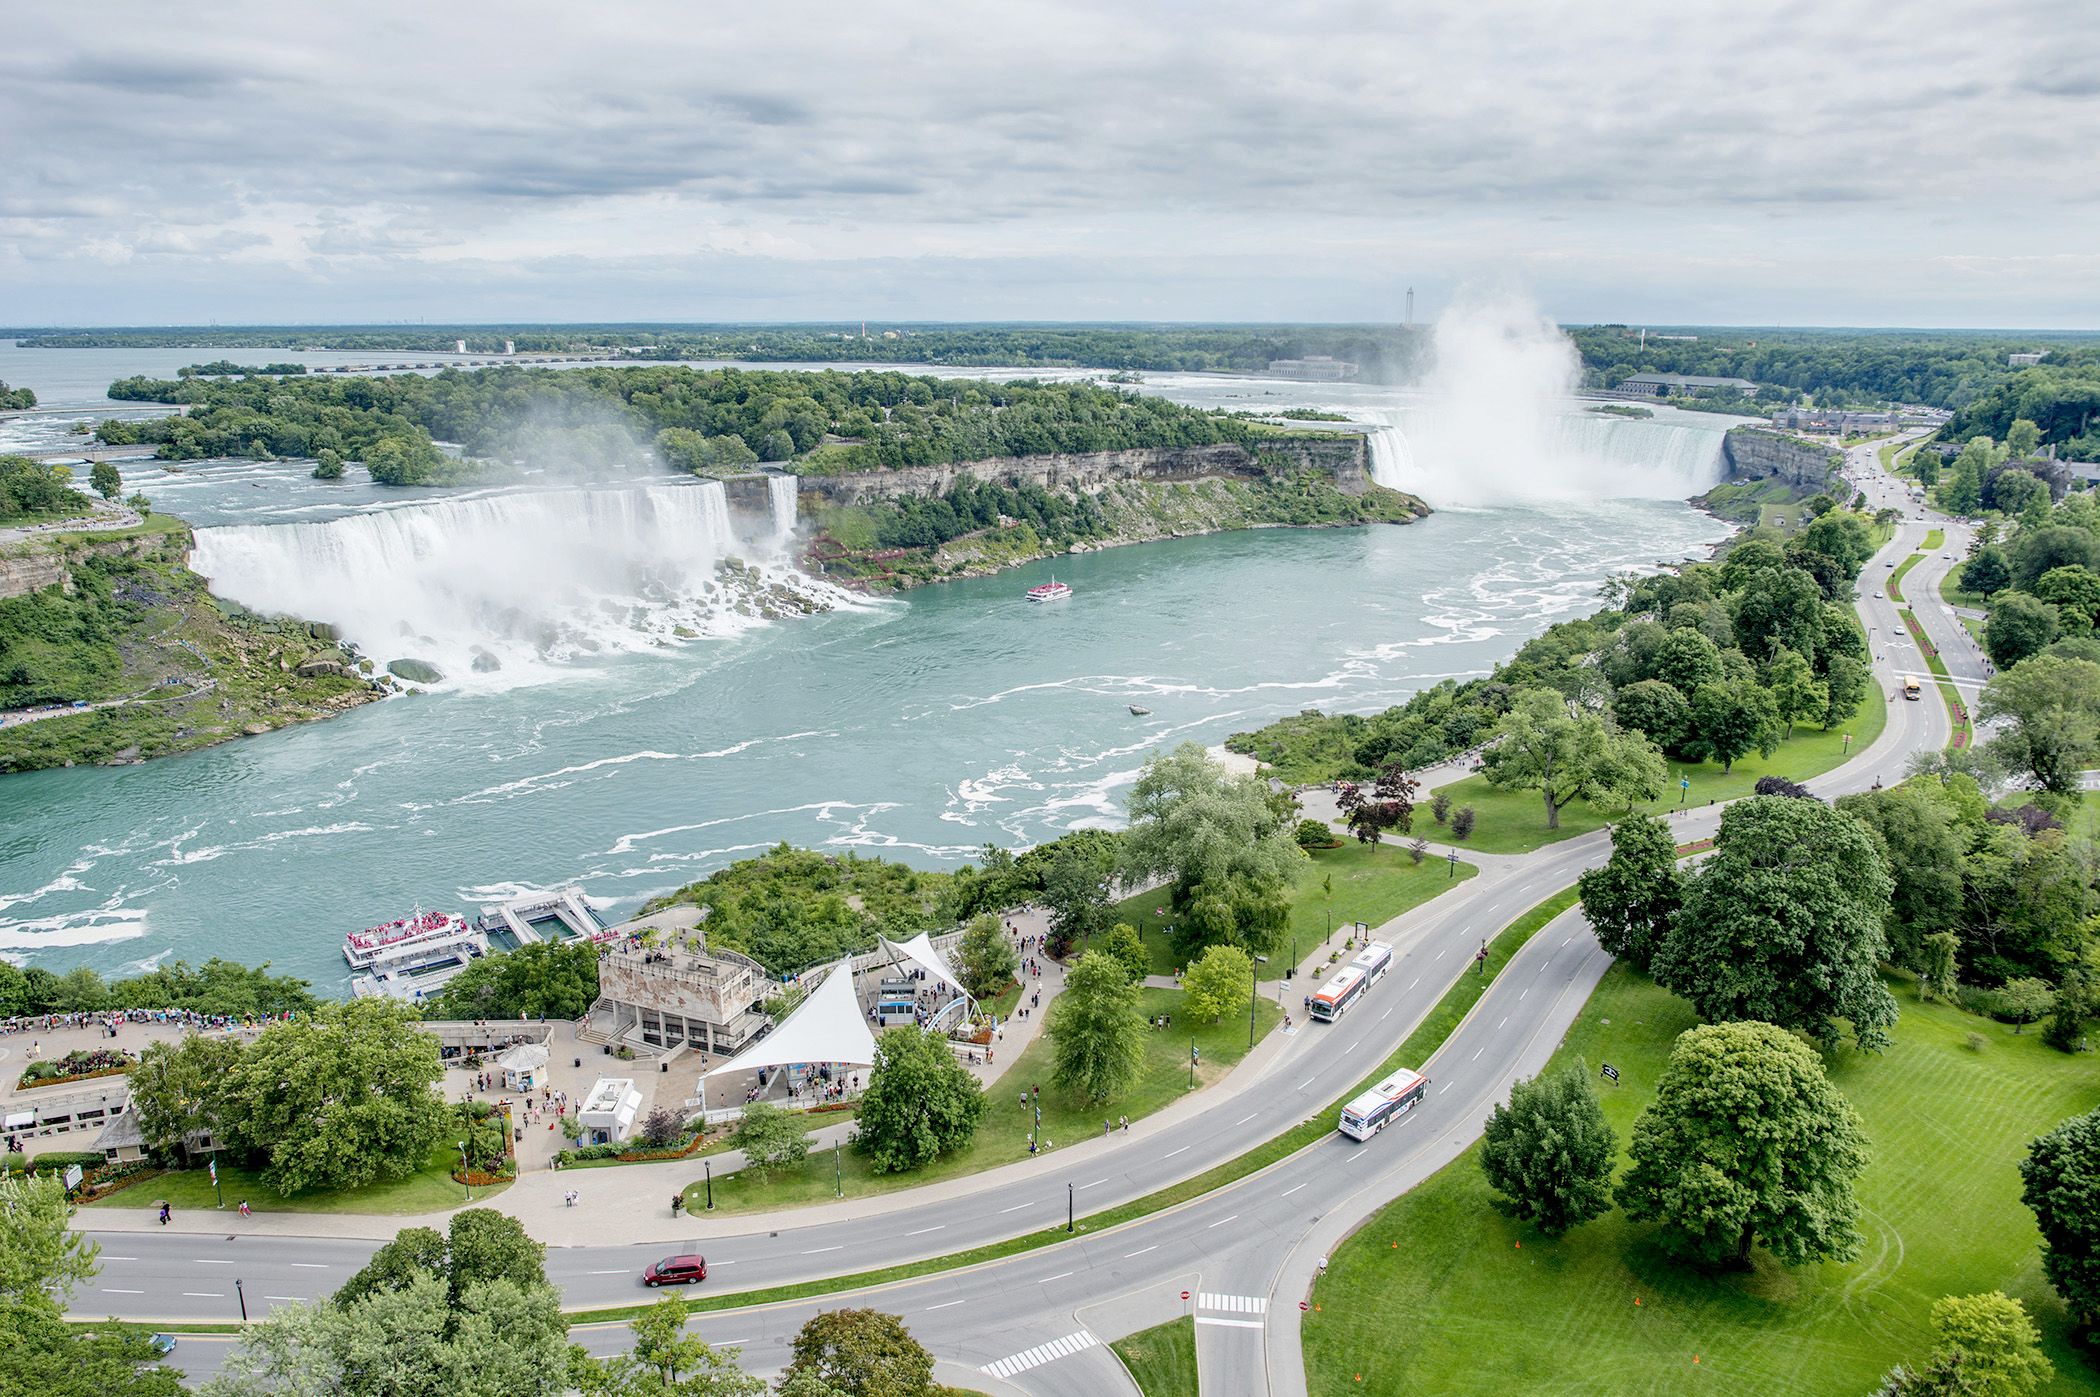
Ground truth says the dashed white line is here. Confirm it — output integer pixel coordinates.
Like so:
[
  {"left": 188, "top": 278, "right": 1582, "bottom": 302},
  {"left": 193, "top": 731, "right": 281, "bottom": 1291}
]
[
  {"left": 193, "top": 1258, "right": 234, "bottom": 1265},
  {"left": 1041, "top": 1271, "right": 1075, "bottom": 1282},
  {"left": 1124, "top": 1245, "right": 1158, "bottom": 1258},
  {"left": 291, "top": 1263, "right": 329, "bottom": 1269},
  {"left": 1497, "top": 1016, "right": 1508, "bottom": 1029},
  {"left": 1296, "top": 1076, "right": 1315, "bottom": 1090},
  {"left": 102, "top": 1288, "right": 144, "bottom": 1294},
  {"left": 1281, "top": 1181, "right": 1307, "bottom": 1197},
  {"left": 1161, "top": 1145, "right": 1190, "bottom": 1159},
  {"left": 1234, "top": 1112, "right": 1258, "bottom": 1125},
  {"left": 265, "top": 1295, "right": 303, "bottom": 1302},
  {"left": 586, "top": 1269, "right": 626, "bottom": 1275},
  {"left": 1379, "top": 1006, "right": 1392, "bottom": 1021},
  {"left": 1472, "top": 1046, "right": 1484, "bottom": 1060},
  {"left": 102, "top": 1256, "right": 137, "bottom": 1262},
  {"left": 1080, "top": 1178, "right": 1108, "bottom": 1189},
  {"left": 1205, "top": 1214, "right": 1239, "bottom": 1229},
  {"left": 906, "top": 1225, "right": 945, "bottom": 1236},
  {"left": 181, "top": 1291, "right": 223, "bottom": 1298},
  {"left": 802, "top": 1245, "right": 843, "bottom": 1254},
  {"left": 924, "top": 1298, "right": 966, "bottom": 1311},
  {"left": 999, "top": 1202, "right": 1034, "bottom": 1214},
  {"left": 1409, "top": 976, "right": 1422, "bottom": 989}
]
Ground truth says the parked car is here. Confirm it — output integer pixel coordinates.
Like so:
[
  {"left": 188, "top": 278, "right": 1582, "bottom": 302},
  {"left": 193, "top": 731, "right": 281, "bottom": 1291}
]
[
  {"left": 643, "top": 1254, "right": 707, "bottom": 1287},
  {"left": 149, "top": 1334, "right": 177, "bottom": 1355}
]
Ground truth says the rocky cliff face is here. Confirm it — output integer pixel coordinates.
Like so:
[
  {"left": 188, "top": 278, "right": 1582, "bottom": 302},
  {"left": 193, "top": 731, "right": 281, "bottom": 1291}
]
[
  {"left": 1719, "top": 428, "right": 1840, "bottom": 493},
  {"left": 720, "top": 436, "right": 1370, "bottom": 515},
  {"left": 0, "top": 529, "right": 181, "bottom": 600}
]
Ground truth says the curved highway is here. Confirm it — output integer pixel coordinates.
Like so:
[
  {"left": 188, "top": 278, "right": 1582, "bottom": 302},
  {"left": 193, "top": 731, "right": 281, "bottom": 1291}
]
[{"left": 95, "top": 435, "right": 1973, "bottom": 1394}]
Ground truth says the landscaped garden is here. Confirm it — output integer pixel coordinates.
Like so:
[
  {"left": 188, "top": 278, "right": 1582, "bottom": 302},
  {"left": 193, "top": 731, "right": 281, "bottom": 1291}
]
[{"left": 1303, "top": 968, "right": 2100, "bottom": 1395}]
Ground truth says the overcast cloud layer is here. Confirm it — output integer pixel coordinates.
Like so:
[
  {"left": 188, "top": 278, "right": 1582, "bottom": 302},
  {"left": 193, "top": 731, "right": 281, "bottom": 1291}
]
[{"left": 3, "top": 0, "right": 2096, "bottom": 327}]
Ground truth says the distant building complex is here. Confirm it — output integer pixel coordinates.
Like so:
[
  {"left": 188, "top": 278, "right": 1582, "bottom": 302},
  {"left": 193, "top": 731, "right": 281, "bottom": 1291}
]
[
  {"left": 587, "top": 906, "right": 771, "bottom": 1055},
  {"left": 1265, "top": 355, "right": 1358, "bottom": 382},
  {"left": 1619, "top": 373, "right": 1760, "bottom": 398}
]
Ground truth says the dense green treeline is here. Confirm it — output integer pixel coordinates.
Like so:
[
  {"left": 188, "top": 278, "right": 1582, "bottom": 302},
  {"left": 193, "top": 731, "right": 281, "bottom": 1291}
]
[
  {"left": 95, "top": 364, "right": 1267, "bottom": 483},
  {"left": 0, "top": 956, "right": 318, "bottom": 1019},
  {"left": 1230, "top": 505, "right": 1878, "bottom": 785},
  {"left": 0, "top": 379, "right": 36, "bottom": 410},
  {"left": 0, "top": 454, "right": 88, "bottom": 520}
]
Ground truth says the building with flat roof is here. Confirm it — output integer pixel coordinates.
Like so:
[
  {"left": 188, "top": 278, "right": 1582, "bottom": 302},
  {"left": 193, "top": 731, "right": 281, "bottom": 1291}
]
[
  {"left": 576, "top": 1077, "right": 644, "bottom": 1144},
  {"left": 1266, "top": 355, "right": 1358, "bottom": 382},
  {"left": 590, "top": 906, "right": 771, "bottom": 1055},
  {"left": 1620, "top": 373, "right": 1760, "bottom": 398}
]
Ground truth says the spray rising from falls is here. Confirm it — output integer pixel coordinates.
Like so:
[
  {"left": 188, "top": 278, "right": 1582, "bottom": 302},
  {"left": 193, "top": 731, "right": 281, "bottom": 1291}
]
[
  {"left": 1365, "top": 293, "right": 1730, "bottom": 507},
  {"left": 191, "top": 481, "right": 850, "bottom": 687}
]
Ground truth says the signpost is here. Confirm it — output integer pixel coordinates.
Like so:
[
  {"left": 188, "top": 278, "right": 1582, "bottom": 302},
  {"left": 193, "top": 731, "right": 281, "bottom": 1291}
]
[
  {"left": 1679, "top": 776, "right": 1690, "bottom": 806},
  {"left": 1601, "top": 1063, "right": 1620, "bottom": 1084}
]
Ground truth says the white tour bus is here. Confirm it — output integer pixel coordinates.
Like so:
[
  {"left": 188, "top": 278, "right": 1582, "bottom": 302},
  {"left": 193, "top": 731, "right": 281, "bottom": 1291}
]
[
  {"left": 1309, "top": 965, "right": 1369, "bottom": 1021},
  {"left": 1351, "top": 941, "right": 1394, "bottom": 983},
  {"left": 1338, "top": 1068, "right": 1429, "bottom": 1140}
]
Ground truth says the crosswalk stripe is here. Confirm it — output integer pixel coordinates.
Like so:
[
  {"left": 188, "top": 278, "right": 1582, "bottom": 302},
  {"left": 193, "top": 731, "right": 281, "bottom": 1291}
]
[
  {"left": 1198, "top": 1292, "right": 1268, "bottom": 1314},
  {"left": 983, "top": 1329, "right": 1098, "bottom": 1378}
]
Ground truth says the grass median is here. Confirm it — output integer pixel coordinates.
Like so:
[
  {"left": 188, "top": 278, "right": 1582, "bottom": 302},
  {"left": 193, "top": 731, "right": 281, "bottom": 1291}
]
[{"left": 1113, "top": 1316, "right": 1199, "bottom": 1397}]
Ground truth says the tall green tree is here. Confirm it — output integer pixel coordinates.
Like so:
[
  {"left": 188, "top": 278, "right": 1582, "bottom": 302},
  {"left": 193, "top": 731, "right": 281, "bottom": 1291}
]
[
  {"left": 1962, "top": 545, "right": 2013, "bottom": 598},
  {"left": 1103, "top": 922, "right": 1149, "bottom": 983},
  {"left": 1874, "top": 1292, "right": 2053, "bottom": 1397},
  {"left": 1179, "top": 942, "right": 1253, "bottom": 1024},
  {"left": 727, "top": 1102, "right": 810, "bottom": 1177},
  {"left": 125, "top": 1033, "right": 243, "bottom": 1164},
  {"left": 1046, "top": 949, "right": 1146, "bottom": 1105},
  {"left": 1479, "top": 1059, "right": 1616, "bottom": 1236},
  {"left": 337, "top": 1208, "right": 546, "bottom": 1310},
  {"left": 854, "top": 1027, "right": 985, "bottom": 1174},
  {"left": 1978, "top": 655, "right": 2100, "bottom": 793},
  {"left": 89, "top": 460, "right": 122, "bottom": 500},
  {"left": 574, "top": 1295, "right": 764, "bottom": 1397},
  {"left": 1654, "top": 796, "right": 1897, "bottom": 1050},
  {"left": 1040, "top": 837, "right": 1117, "bottom": 954},
  {"left": 1767, "top": 647, "right": 1825, "bottom": 737},
  {"left": 424, "top": 940, "right": 601, "bottom": 1021},
  {"left": 1118, "top": 744, "right": 1304, "bottom": 946},
  {"left": 1688, "top": 677, "right": 1782, "bottom": 774},
  {"left": 1618, "top": 1021, "right": 1869, "bottom": 1268},
  {"left": 782, "top": 1309, "right": 935, "bottom": 1397},
  {"left": 1575, "top": 814, "right": 1682, "bottom": 971},
  {"left": 0, "top": 1175, "right": 99, "bottom": 1311},
  {"left": 952, "top": 913, "right": 1018, "bottom": 1000},
  {"left": 1835, "top": 779, "right": 1970, "bottom": 966},
  {"left": 2021, "top": 1108, "right": 2100, "bottom": 1328},
  {"left": 1984, "top": 592, "right": 2061, "bottom": 671},
  {"left": 1481, "top": 688, "right": 1663, "bottom": 829},
  {"left": 218, "top": 997, "right": 450, "bottom": 1195}
]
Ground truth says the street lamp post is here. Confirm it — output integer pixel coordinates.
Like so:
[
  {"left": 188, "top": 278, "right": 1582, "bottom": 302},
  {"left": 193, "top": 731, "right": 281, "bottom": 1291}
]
[
  {"left": 457, "top": 1141, "right": 470, "bottom": 1203},
  {"left": 834, "top": 1139, "right": 843, "bottom": 1198},
  {"left": 235, "top": 1277, "right": 247, "bottom": 1323},
  {"left": 1446, "top": 848, "right": 1458, "bottom": 879},
  {"left": 1249, "top": 954, "right": 1270, "bottom": 1049},
  {"left": 703, "top": 1159, "right": 714, "bottom": 1211},
  {"left": 1067, "top": 1181, "right": 1074, "bottom": 1234}
]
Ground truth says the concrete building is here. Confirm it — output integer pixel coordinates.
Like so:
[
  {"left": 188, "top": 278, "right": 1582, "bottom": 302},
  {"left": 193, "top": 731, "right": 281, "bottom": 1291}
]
[
  {"left": 588, "top": 906, "right": 770, "bottom": 1055},
  {"left": 2010, "top": 352, "right": 2047, "bottom": 368},
  {"left": 1771, "top": 407, "right": 1902, "bottom": 433},
  {"left": 576, "top": 1077, "right": 644, "bottom": 1144},
  {"left": 1619, "top": 373, "right": 1760, "bottom": 398}
]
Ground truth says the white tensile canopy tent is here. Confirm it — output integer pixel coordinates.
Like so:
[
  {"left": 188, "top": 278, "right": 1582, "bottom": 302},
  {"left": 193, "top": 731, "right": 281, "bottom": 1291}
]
[
  {"left": 879, "top": 932, "right": 972, "bottom": 1001},
  {"left": 703, "top": 959, "right": 876, "bottom": 1082}
]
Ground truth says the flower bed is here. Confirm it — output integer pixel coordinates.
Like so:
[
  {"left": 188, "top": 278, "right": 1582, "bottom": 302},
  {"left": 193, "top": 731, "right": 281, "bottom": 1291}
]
[
  {"left": 450, "top": 1167, "right": 512, "bottom": 1188},
  {"left": 15, "top": 1048, "right": 135, "bottom": 1092}
]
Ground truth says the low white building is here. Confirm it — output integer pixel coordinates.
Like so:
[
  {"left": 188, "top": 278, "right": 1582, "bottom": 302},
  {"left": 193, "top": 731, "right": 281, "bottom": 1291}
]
[
  {"left": 577, "top": 1077, "right": 644, "bottom": 1144},
  {"left": 496, "top": 1041, "right": 550, "bottom": 1092}
]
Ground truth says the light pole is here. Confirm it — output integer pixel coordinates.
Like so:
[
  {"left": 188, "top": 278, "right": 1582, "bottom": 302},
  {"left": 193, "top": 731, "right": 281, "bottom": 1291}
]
[
  {"left": 1187, "top": 1038, "right": 1196, "bottom": 1091},
  {"left": 1249, "top": 954, "right": 1269, "bottom": 1049},
  {"left": 1067, "top": 1181, "right": 1074, "bottom": 1234},
  {"left": 1446, "top": 848, "right": 1458, "bottom": 880},
  {"left": 235, "top": 1277, "right": 247, "bottom": 1323},
  {"left": 457, "top": 1141, "right": 470, "bottom": 1203},
  {"left": 703, "top": 1159, "right": 714, "bottom": 1211},
  {"left": 834, "top": 1139, "right": 843, "bottom": 1198}
]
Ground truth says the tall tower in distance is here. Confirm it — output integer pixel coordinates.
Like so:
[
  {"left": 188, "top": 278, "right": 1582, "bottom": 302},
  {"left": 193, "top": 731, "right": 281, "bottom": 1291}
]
[{"left": 1405, "top": 287, "right": 1414, "bottom": 329}]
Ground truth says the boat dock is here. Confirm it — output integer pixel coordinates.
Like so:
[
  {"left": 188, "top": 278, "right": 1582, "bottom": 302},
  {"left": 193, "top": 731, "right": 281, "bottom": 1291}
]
[{"left": 478, "top": 886, "right": 609, "bottom": 948}]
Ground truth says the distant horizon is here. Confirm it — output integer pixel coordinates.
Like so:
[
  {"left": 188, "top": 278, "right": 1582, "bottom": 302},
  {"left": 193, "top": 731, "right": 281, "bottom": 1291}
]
[{"left": 9, "top": 319, "right": 2100, "bottom": 337}]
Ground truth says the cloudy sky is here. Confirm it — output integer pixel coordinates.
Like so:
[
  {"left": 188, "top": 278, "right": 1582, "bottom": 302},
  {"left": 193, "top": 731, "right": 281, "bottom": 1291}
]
[{"left": 3, "top": 0, "right": 2095, "bottom": 328}]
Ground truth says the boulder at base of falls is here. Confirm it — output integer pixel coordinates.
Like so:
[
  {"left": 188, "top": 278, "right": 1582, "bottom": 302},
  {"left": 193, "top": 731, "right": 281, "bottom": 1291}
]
[
  {"left": 470, "top": 647, "right": 502, "bottom": 673},
  {"left": 387, "top": 658, "right": 445, "bottom": 684}
]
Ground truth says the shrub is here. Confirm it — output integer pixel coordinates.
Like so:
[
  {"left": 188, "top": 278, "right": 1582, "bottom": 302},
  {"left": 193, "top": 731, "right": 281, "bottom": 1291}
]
[
  {"left": 1965, "top": 1032, "right": 1989, "bottom": 1052},
  {"left": 1451, "top": 806, "right": 1477, "bottom": 840},
  {"left": 1407, "top": 837, "right": 1428, "bottom": 865},
  {"left": 640, "top": 1106, "right": 683, "bottom": 1149},
  {"left": 1294, "top": 818, "right": 1342, "bottom": 850},
  {"left": 1431, "top": 791, "right": 1451, "bottom": 824}
]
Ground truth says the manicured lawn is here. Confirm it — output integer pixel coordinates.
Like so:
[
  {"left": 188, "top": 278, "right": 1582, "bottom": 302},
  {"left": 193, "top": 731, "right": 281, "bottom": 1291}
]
[
  {"left": 1104, "top": 841, "right": 1478, "bottom": 978},
  {"left": 90, "top": 1141, "right": 510, "bottom": 1215},
  {"left": 1941, "top": 564, "right": 1989, "bottom": 611},
  {"left": 680, "top": 986, "right": 1281, "bottom": 1215},
  {"left": 1431, "top": 694, "right": 1889, "bottom": 854},
  {"left": 1888, "top": 551, "right": 1923, "bottom": 602},
  {"left": 1304, "top": 969, "right": 2100, "bottom": 1396},
  {"left": 1923, "top": 528, "right": 1945, "bottom": 549},
  {"left": 1113, "top": 1316, "right": 1198, "bottom": 1397}
]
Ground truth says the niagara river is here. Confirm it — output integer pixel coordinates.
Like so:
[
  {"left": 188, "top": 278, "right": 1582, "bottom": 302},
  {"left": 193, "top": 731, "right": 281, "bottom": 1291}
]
[{"left": 0, "top": 347, "right": 1740, "bottom": 989}]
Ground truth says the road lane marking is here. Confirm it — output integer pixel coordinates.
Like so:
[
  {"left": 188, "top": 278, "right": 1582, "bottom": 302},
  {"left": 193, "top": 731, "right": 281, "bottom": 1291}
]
[
  {"left": 291, "top": 1263, "right": 329, "bottom": 1269},
  {"left": 906, "top": 1225, "right": 945, "bottom": 1236},
  {"left": 1282, "top": 1181, "right": 1307, "bottom": 1196},
  {"left": 1235, "top": 1112, "right": 1258, "bottom": 1125},
  {"left": 1472, "top": 1046, "right": 1484, "bottom": 1059},
  {"left": 1041, "top": 1271, "right": 1074, "bottom": 1282},
  {"left": 265, "top": 1295, "right": 303, "bottom": 1302},
  {"left": 103, "top": 1256, "right": 137, "bottom": 1262},
  {"left": 984, "top": 1329, "right": 1098, "bottom": 1380},
  {"left": 1205, "top": 1214, "right": 1238, "bottom": 1228},
  {"left": 102, "top": 1288, "right": 144, "bottom": 1294},
  {"left": 1409, "top": 976, "right": 1421, "bottom": 989},
  {"left": 1379, "top": 1007, "right": 1392, "bottom": 1021},
  {"left": 1200, "top": 1293, "right": 1269, "bottom": 1314},
  {"left": 587, "top": 1269, "right": 626, "bottom": 1275},
  {"left": 1161, "top": 1145, "right": 1189, "bottom": 1159},
  {"left": 924, "top": 1298, "right": 966, "bottom": 1310},
  {"left": 1498, "top": 1016, "right": 1508, "bottom": 1029},
  {"left": 1080, "top": 1178, "right": 1107, "bottom": 1189},
  {"left": 1197, "top": 1316, "right": 1266, "bottom": 1329},
  {"left": 194, "top": 1258, "right": 234, "bottom": 1264},
  {"left": 182, "top": 1291, "right": 223, "bottom": 1298},
  {"left": 802, "top": 1245, "right": 843, "bottom": 1254},
  {"left": 1296, "top": 1076, "right": 1315, "bottom": 1090},
  {"left": 1124, "top": 1245, "right": 1157, "bottom": 1257},
  {"left": 998, "top": 1202, "right": 1034, "bottom": 1213}
]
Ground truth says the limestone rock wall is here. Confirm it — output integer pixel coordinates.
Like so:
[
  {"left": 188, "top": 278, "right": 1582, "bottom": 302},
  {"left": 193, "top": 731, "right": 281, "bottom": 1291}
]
[{"left": 1719, "top": 428, "right": 1841, "bottom": 493}]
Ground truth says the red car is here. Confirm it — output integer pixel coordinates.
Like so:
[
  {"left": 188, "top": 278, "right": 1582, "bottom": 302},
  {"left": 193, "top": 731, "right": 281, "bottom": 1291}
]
[{"left": 643, "top": 1254, "right": 707, "bottom": 1287}]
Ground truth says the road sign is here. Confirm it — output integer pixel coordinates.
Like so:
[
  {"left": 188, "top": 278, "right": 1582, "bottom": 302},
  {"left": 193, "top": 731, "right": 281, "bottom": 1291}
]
[
  {"left": 1300, "top": 1301, "right": 1310, "bottom": 1312},
  {"left": 1181, "top": 1291, "right": 1190, "bottom": 1301},
  {"left": 1601, "top": 1063, "right": 1620, "bottom": 1083}
]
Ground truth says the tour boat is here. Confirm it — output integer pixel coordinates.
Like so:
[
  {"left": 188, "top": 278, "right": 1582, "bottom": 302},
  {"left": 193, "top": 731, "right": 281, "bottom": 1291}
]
[
  {"left": 1026, "top": 578, "right": 1073, "bottom": 602},
  {"left": 342, "top": 909, "right": 483, "bottom": 970},
  {"left": 1128, "top": 705, "right": 1152, "bottom": 716}
]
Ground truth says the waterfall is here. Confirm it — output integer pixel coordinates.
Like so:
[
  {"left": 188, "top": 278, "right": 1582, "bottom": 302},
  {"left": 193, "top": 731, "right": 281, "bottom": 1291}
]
[
  {"left": 190, "top": 481, "right": 832, "bottom": 687},
  {"left": 1362, "top": 406, "right": 1726, "bottom": 507},
  {"left": 768, "top": 474, "right": 799, "bottom": 540}
]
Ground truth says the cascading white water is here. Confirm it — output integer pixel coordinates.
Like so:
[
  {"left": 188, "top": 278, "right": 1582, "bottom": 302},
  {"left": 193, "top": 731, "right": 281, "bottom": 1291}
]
[
  {"left": 1363, "top": 292, "right": 1732, "bottom": 507},
  {"left": 191, "top": 481, "right": 839, "bottom": 687},
  {"left": 768, "top": 474, "right": 799, "bottom": 540}
]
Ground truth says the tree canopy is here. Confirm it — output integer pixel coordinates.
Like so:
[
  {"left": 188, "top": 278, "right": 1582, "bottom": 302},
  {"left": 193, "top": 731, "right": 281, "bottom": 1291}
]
[
  {"left": 2020, "top": 1107, "right": 2100, "bottom": 1328},
  {"left": 854, "top": 1027, "right": 986, "bottom": 1174},
  {"left": 1046, "top": 948, "right": 1146, "bottom": 1104},
  {"left": 1575, "top": 814, "right": 1682, "bottom": 972},
  {"left": 1618, "top": 1021, "right": 1869, "bottom": 1268},
  {"left": 1479, "top": 1059, "right": 1616, "bottom": 1236}
]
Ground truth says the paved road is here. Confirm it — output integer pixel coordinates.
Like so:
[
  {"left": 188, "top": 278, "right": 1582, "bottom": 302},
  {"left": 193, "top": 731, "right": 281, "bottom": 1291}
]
[{"left": 108, "top": 439, "right": 1969, "bottom": 1394}]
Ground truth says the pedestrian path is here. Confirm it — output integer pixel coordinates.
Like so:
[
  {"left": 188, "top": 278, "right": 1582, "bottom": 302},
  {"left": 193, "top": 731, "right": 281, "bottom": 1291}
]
[{"left": 983, "top": 1328, "right": 1098, "bottom": 1379}]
